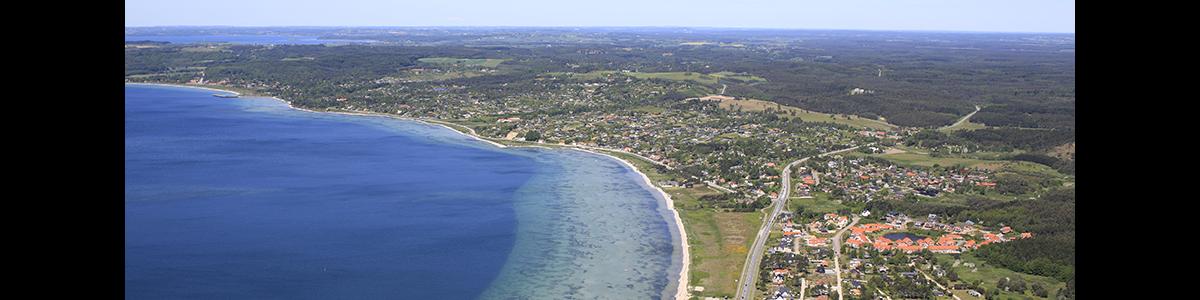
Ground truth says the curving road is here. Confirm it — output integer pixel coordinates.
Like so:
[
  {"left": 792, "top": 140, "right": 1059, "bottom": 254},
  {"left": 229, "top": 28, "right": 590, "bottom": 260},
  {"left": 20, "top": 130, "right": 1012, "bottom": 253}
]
[
  {"left": 833, "top": 216, "right": 860, "bottom": 300},
  {"left": 734, "top": 145, "right": 863, "bottom": 300}
]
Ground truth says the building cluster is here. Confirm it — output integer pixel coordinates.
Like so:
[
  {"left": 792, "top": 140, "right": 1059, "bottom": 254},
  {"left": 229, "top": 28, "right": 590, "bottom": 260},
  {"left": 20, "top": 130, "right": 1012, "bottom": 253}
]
[
  {"left": 802, "top": 155, "right": 996, "bottom": 203},
  {"left": 845, "top": 213, "right": 1033, "bottom": 254}
]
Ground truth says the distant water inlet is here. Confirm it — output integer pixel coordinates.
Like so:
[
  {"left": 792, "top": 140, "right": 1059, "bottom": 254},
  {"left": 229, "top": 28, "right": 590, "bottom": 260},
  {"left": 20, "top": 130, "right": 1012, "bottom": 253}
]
[{"left": 124, "top": 84, "right": 681, "bottom": 300}]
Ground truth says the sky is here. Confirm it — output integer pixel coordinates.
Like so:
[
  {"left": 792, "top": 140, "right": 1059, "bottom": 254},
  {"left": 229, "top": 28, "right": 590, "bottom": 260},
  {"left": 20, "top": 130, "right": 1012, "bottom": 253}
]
[{"left": 125, "top": 0, "right": 1075, "bottom": 33}]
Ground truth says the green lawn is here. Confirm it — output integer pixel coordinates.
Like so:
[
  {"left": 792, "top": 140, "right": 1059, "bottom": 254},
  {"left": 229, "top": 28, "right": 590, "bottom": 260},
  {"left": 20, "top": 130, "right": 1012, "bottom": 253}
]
[{"left": 788, "top": 192, "right": 847, "bottom": 215}]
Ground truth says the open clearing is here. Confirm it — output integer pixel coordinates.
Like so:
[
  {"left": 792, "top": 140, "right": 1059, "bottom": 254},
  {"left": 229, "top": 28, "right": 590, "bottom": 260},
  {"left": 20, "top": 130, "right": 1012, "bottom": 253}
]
[
  {"left": 705, "top": 95, "right": 897, "bottom": 130},
  {"left": 418, "top": 57, "right": 509, "bottom": 68},
  {"left": 544, "top": 70, "right": 765, "bottom": 86},
  {"left": 938, "top": 252, "right": 1065, "bottom": 300}
]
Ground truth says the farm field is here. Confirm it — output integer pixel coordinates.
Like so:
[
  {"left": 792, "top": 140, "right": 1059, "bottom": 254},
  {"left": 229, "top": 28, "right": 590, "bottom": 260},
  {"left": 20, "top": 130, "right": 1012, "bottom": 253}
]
[
  {"left": 417, "top": 57, "right": 509, "bottom": 68},
  {"left": 711, "top": 96, "right": 896, "bottom": 130}
]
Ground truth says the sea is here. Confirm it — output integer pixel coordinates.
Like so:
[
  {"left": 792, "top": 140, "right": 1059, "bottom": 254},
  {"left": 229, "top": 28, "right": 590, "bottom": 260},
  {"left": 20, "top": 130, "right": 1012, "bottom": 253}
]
[{"left": 124, "top": 84, "right": 683, "bottom": 299}]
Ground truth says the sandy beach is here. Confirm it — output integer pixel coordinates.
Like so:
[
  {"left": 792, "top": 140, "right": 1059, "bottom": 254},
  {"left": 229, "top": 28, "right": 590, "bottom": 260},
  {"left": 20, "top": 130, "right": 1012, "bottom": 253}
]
[
  {"left": 126, "top": 82, "right": 692, "bottom": 300},
  {"left": 574, "top": 148, "right": 691, "bottom": 300}
]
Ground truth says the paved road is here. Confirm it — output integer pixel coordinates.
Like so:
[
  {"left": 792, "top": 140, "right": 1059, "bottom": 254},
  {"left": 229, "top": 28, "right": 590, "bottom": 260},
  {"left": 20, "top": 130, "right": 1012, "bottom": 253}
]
[
  {"left": 920, "top": 269, "right": 962, "bottom": 300},
  {"left": 733, "top": 145, "right": 863, "bottom": 300},
  {"left": 833, "top": 216, "right": 861, "bottom": 300},
  {"left": 942, "top": 105, "right": 981, "bottom": 130},
  {"left": 798, "top": 278, "right": 807, "bottom": 300}
]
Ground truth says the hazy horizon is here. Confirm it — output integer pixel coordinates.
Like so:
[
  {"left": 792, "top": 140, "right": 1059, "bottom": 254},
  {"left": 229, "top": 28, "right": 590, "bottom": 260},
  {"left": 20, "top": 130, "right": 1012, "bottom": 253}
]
[
  {"left": 124, "top": 25, "right": 1075, "bottom": 35},
  {"left": 125, "top": 0, "right": 1075, "bottom": 34}
]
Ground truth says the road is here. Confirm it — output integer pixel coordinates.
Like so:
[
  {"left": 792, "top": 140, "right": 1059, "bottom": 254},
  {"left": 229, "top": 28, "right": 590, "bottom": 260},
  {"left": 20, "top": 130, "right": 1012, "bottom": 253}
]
[
  {"left": 797, "top": 278, "right": 806, "bottom": 300},
  {"left": 876, "top": 288, "right": 893, "bottom": 300},
  {"left": 705, "top": 181, "right": 737, "bottom": 194},
  {"left": 733, "top": 145, "right": 863, "bottom": 300},
  {"left": 942, "top": 105, "right": 981, "bottom": 130},
  {"left": 832, "top": 216, "right": 860, "bottom": 300},
  {"left": 921, "top": 270, "right": 960, "bottom": 300}
]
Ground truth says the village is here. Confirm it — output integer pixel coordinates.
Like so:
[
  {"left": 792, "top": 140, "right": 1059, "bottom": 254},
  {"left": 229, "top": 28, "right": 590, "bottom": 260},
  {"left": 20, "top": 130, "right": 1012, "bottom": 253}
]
[
  {"left": 793, "top": 154, "right": 998, "bottom": 203},
  {"left": 756, "top": 210, "right": 1033, "bottom": 300}
]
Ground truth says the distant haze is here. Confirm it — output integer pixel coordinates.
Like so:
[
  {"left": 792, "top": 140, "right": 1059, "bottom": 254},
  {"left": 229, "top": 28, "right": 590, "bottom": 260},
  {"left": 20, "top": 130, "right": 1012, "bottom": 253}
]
[{"left": 125, "top": 0, "right": 1074, "bottom": 34}]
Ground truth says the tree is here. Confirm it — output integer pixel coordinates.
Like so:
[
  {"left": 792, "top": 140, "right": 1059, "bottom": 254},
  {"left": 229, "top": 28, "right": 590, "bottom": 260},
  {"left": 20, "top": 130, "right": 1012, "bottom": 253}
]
[
  {"left": 1032, "top": 282, "right": 1048, "bottom": 297},
  {"left": 524, "top": 130, "right": 541, "bottom": 141},
  {"left": 1009, "top": 277, "right": 1027, "bottom": 294}
]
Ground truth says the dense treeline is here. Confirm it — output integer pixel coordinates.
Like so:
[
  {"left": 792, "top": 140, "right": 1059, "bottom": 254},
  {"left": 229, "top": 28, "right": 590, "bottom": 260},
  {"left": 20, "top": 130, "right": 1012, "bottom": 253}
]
[
  {"left": 956, "top": 128, "right": 1075, "bottom": 152},
  {"left": 906, "top": 128, "right": 1074, "bottom": 153},
  {"left": 960, "top": 188, "right": 1075, "bottom": 282},
  {"left": 1010, "top": 153, "right": 1075, "bottom": 175},
  {"left": 974, "top": 234, "right": 1075, "bottom": 282},
  {"left": 973, "top": 101, "right": 1075, "bottom": 129}
]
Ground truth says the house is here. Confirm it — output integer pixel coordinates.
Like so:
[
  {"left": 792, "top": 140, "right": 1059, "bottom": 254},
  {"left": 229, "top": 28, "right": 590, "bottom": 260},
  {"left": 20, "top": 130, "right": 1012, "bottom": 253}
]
[
  {"left": 807, "top": 237, "right": 828, "bottom": 247},
  {"left": 929, "top": 245, "right": 960, "bottom": 253}
]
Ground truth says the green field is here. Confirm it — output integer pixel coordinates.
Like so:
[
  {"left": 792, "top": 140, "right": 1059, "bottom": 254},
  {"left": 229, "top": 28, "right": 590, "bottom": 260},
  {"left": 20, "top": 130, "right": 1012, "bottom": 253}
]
[
  {"left": 939, "top": 119, "right": 988, "bottom": 132},
  {"left": 545, "top": 70, "right": 765, "bottom": 86},
  {"left": 393, "top": 69, "right": 495, "bottom": 82},
  {"left": 715, "top": 97, "right": 897, "bottom": 130},
  {"left": 857, "top": 151, "right": 996, "bottom": 169},
  {"left": 712, "top": 71, "right": 767, "bottom": 83},
  {"left": 938, "top": 253, "right": 1065, "bottom": 299},
  {"left": 854, "top": 150, "right": 1071, "bottom": 183},
  {"left": 787, "top": 192, "right": 848, "bottom": 215},
  {"left": 417, "top": 57, "right": 509, "bottom": 68}
]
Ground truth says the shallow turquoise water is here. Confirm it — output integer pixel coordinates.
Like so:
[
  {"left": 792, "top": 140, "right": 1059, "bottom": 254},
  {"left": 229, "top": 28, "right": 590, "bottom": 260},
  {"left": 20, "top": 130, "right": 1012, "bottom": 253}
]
[{"left": 125, "top": 84, "right": 682, "bottom": 299}]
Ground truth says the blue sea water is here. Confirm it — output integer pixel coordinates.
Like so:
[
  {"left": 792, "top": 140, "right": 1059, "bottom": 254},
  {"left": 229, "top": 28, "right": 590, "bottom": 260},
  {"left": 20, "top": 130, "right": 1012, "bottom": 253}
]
[{"left": 125, "top": 85, "right": 682, "bottom": 299}]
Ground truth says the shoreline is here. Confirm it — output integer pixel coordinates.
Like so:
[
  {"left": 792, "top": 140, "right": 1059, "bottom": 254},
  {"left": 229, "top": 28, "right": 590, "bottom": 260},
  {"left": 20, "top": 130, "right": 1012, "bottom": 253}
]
[{"left": 125, "top": 82, "right": 691, "bottom": 300}]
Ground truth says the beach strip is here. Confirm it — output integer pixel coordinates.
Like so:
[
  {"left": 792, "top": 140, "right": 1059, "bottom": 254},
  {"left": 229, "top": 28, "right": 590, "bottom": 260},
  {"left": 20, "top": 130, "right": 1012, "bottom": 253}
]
[{"left": 125, "top": 82, "right": 691, "bottom": 300}]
